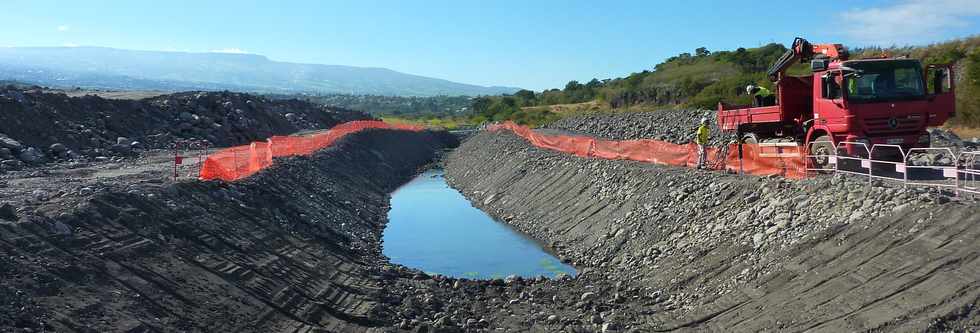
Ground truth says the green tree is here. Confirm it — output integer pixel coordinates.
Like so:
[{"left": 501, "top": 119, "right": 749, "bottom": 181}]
[
  {"left": 514, "top": 89, "right": 536, "bottom": 106},
  {"left": 695, "top": 47, "right": 710, "bottom": 57},
  {"left": 472, "top": 97, "right": 492, "bottom": 116}
]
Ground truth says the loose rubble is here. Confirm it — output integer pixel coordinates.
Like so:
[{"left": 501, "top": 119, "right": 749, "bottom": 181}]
[
  {"left": 0, "top": 86, "right": 368, "bottom": 171},
  {"left": 543, "top": 109, "right": 736, "bottom": 146},
  {"left": 445, "top": 128, "right": 980, "bottom": 331}
]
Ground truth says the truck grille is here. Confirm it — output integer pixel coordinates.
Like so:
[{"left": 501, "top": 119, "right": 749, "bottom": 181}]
[{"left": 864, "top": 116, "right": 921, "bottom": 134}]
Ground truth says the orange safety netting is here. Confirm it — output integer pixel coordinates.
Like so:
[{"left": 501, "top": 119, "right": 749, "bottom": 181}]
[
  {"left": 490, "top": 122, "right": 806, "bottom": 179},
  {"left": 199, "top": 120, "right": 424, "bottom": 181}
]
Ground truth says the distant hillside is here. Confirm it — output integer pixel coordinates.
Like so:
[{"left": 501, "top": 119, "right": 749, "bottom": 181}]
[
  {"left": 0, "top": 47, "right": 519, "bottom": 97},
  {"left": 470, "top": 35, "right": 980, "bottom": 127}
]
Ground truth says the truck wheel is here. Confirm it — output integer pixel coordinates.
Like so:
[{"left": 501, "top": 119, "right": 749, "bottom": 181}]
[
  {"left": 741, "top": 133, "right": 759, "bottom": 144},
  {"left": 810, "top": 135, "right": 835, "bottom": 169}
]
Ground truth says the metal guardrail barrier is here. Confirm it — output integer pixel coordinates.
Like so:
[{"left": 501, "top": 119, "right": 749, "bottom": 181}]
[
  {"left": 958, "top": 151, "right": 980, "bottom": 196},
  {"left": 869, "top": 144, "right": 906, "bottom": 184},
  {"left": 905, "top": 148, "right": 958, "bottom": 191},
  {"left": 800, "top": 141, "right": 978, "bottom": 198},
  {"left": 835, "top": 142, "right": 872, "bottom": 184}
]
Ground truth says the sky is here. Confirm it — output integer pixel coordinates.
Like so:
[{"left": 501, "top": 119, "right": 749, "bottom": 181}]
[{"left": 1, "top": 0, "right": 979, "bottom": 90}]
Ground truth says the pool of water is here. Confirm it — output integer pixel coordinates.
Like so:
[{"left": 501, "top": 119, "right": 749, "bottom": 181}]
[{"left": 382, "top": 169, "right": 576, "bottom": 279}]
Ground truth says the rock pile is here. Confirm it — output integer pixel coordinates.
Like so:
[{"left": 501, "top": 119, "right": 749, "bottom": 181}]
[
  {"left": 0, "top": 87, "right": 369, "bottom": 171},
  {"left": 543, "top": 109, "right": 736, "bottom": 146}
]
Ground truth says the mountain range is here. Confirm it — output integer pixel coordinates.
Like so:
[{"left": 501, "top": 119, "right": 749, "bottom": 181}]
[{"left": 0, "top": 47, "right": 519, "bottom": 96}]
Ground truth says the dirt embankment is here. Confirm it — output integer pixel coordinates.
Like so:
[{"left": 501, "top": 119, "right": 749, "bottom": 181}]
[
  {"left": 0, "top": 129, "right": 457, "bottom": 332},
  {"left": 0, "top": 87, "right": 368, "bottom": 170},
  {"left": 445, "top": 130, "right": 979, "bottom": 332}
]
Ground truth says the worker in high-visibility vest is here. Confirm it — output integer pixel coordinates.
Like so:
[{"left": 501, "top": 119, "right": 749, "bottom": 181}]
[
  {"left": 746, "top": 84, "right": 774, "bottom": 107},
  {"left": 695, "top": 117, "right": 710, "bottom": 169}
]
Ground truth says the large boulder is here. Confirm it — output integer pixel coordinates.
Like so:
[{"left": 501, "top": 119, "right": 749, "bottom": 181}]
[
  {"left": 49, "top": 143, "right": 67, "bottom": 155},
  {"left": 17, "top": 147, "right": 45, "bottom": 164},
  {"left": 0, "top": 134, "right": 24, "bottom": 151},
  {"left": 109, "top": 143, "right": 132, "bottom": 155}
]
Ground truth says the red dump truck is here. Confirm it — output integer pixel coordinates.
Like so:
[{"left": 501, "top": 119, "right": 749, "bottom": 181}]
[{"left": 718, "top": 37, "right": 956, "bottom": 163}]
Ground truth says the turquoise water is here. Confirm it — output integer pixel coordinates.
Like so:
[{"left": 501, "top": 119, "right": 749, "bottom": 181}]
[{"left": 382, "top": 169, "right": 576, "bottom": 279}]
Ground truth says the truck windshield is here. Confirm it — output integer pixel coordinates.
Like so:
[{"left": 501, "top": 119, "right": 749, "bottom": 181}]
[{"left": 844, "top": 60, "right": 925, "bottom": 103}]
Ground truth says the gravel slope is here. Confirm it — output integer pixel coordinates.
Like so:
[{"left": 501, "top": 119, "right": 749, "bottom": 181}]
[
  {"left": 0, "top": 87, "right": 368, "bottom": 170},
  {"left": 543, "top": 109, "right": 736, "bottom": 146},
  {"left": 445, "top": 131, "right": 979, "bottom": 331}
]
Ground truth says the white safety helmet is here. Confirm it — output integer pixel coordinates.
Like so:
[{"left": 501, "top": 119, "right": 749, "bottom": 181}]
[
  {"left": 700, "top": 117, "right": 708, "bottom": 124},
  {"left": 746, "top": 84, "right": 757, "bottom": 94}
]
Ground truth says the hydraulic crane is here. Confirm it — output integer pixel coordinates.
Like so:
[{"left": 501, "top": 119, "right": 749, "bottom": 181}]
[{"left": 717, "top": 37, "right": 955, "bottom": 166}]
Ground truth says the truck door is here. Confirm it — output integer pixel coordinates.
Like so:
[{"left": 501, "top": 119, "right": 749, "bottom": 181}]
[
  {"left": 813, "top": 71, "right": 846, "bottom": 132},
  {"left": 925, "top": 64, "right": 955, "bottom": 126}
]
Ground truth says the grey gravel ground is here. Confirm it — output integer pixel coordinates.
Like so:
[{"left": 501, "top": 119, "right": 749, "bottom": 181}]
[
  {"left": 445, "top": 130, "right": 980, "bottom": 331},
  {"left": 543, "top": 109, "right": 736, "bottom": 146}
]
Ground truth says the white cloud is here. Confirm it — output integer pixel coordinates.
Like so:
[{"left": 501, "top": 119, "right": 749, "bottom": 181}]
[
  {"left": 840, "top": 0, "right": 980, "bottom": 45},
  {"left": 57, "top": 25, "right": 70, "bottom": 32},
  {"left": 209, "top": 48, "right": 250, "bottom": 54}
]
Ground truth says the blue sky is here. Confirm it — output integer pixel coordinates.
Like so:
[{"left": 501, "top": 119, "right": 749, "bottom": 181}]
[{"left": 1, "top": 0, "right": 978, "bottom": 90}]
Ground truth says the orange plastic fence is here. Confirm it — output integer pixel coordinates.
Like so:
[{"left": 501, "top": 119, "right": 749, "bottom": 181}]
[
  {"left": 490, "top": 122, "right": 805, "bottom": 179},
  {"left": 199, "top": 120, "right": 424, "bottom": 181}
]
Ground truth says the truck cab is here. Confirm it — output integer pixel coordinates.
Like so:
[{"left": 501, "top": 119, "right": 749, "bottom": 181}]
[{"left": 810, "top": 58, "right": 955, "bottom": 152}]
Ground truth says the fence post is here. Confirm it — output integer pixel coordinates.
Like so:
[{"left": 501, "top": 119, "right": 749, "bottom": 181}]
[
  {"left": 868, "top": 154, "right": 873, "bottom": 188},
  {"left": 173, "top": 142, "right": 179, "bottom": 181},
  {"left": 955, "top": 156, "right": 960, "bottom": 199},
  {"left": 903, "top": 150, "right": 908, "bottom": 188}
]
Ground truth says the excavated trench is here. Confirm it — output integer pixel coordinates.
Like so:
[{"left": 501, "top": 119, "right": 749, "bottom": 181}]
[{"left": 2, "top": 124, "right": 978, "bottom": 332}]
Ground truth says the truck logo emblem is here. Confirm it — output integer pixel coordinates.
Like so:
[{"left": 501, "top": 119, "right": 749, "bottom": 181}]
[{"left": 888, "top": 117, "right": 899, "bottom": 129}]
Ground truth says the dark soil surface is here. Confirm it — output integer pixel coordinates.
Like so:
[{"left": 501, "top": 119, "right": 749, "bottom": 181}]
[
  {"left": 444, "top": 130, "right": 979, "bottom": 332},
  {"left": 0, "top": 129, "right": 459, "bottom": 332},
  {"left": 0, "top": 87, "right": 369, "bottom": 170}
]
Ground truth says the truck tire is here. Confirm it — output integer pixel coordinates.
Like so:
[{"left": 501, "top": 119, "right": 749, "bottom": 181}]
[{"left": 810, "top": 135, "right": 835, "bottom": 169}]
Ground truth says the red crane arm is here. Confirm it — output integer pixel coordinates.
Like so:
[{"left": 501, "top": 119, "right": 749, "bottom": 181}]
[{"left": 767, "top": 37, "right": 848, "bottom": 81}]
